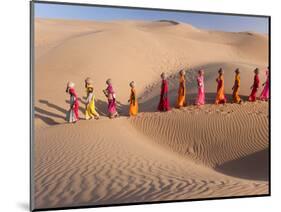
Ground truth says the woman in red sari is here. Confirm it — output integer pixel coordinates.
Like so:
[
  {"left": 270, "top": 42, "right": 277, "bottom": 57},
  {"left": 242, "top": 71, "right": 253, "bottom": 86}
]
[
  {"left": 158, "top": 72, "right": 170, "bottom": 111},
  {"left": 215, "top": 68, "right": 227, "bottom": 104},
  {"left": 249, "top": 68, "right": 260, "bottom": 102},
  {"left": 65, "top": 81, "right": 79, "bottom": 123}
]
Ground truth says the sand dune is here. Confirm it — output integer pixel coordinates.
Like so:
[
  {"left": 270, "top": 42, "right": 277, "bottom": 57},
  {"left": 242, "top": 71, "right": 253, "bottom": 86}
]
[
  {"left": 33, "top": 18, "right": 269, "bottom": 209},
  {"left": 34, "top": 106, "right": 268, "bottom": 208},
  {"left": 131, "top": 102, "right": 268, "bottom": 168}
]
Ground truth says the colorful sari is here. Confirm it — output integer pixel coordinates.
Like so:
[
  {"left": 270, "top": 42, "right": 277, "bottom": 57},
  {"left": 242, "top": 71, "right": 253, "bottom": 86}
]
[
  {"left": 260, "top": 71, "right": 269, "bottom": 101},
  {"left": 106, "top": 84, "right": 118, "bottom": 117},
  {"left": 176, "top": 75, "right": 186, "bottom": 108},
  {"left": 129, "top": 88, "right": 138, "bottom": 116},
  {"left": 215, "top": 75, "right": 227, "bottom": 104},
  {"left": 85, "top": 85, "right": 99, "bottom": 120},
  {"left": 158, "top": 79, "right": 170, "bottom": 111},
  {"left": 249, "top": 74, "right": 260, "bottom": 102},
  {"left": 232, "top": 74, "right": 241, "bottom": 103},
  {"left": 196, "top": 75, "right": 205, "bottom": 105},
  {"left": 66, "top": 88, "right": 79, "bottom": 123}
]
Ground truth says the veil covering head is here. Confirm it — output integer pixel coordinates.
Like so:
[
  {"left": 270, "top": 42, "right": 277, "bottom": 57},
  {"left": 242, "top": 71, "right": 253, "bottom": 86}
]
[
  {"left": 67, "top": 81, "right": 75, "bottom": 88},
  {"left": 129, "top": 81, "right": 135, "bottom": 87},
  {"left": 85, "top": 77, "right": 93, "bottom": 85},
  {"left": 106, "top": 78, "right": 112, "bottom": 85},
  {"left": 180, "top": 70, "right": 185, "bottom": 76},
  {"left": 254, "top": 68, "right": 259, "bottom": 74},
  {"left": 161, "top": 72, "right": 166, "bottom": 79},
  {"left": 199, "top": 69, "right": 204, "bottom": 75}
]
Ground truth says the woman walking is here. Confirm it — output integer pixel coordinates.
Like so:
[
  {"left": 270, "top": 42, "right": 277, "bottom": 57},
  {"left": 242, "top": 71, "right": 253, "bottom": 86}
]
[
  {"left": 195, "top": 69, "right": 205, "bottom": 105},
  {"left": 259, "top": 67, "right": 269, "bottom": 101},
  {"left": 85, "top": 77, "right": 100, "bottom": 120},
  {"left": 66, "top": 81, "right": 79, "bottom": 123},
  {"left": 249, "top": 68, "right": 260, "bottom": 102},
  {"left": 215, "top": 68, "right": 227, "bottom": 104},
  {"left": 232, "top": 68, "right": 242, "bottom": 104},
  {"left": 158, "top": 72, "right": 170, "bottom": 111},
  {"left": 128, "top": 81, "right": 138, "bottom": 116},
  {"left": 103, "top": 79, "right": 119, "bottom": 118},
  {"left": 176, "top": 70, "right": 187, "bottom": 108}
]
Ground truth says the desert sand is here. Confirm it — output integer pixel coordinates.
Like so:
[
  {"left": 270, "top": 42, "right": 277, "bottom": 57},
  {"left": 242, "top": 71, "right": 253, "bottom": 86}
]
[{"left": 33, "top": 18, "right": 269, "bottom": 209}]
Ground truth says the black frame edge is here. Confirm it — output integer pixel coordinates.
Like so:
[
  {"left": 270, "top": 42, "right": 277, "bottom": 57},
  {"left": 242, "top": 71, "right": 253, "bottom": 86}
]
[{"left": 30, "top": 0, "right": 35, "bottom": 211}]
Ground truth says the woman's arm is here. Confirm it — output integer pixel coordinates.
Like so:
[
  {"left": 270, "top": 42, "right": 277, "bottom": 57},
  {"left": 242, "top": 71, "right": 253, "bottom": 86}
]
[
  {"left": 86, "top": 93, "right": 93, "bottom": 104},
  {"left": 131, "top": 92, "right": 135, "bottom": 105},
  {"left": 103, "top": 89, "right": 108, "bottom": 97}
]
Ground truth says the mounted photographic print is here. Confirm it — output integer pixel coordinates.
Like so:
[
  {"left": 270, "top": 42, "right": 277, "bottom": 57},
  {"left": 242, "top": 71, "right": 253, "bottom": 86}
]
[{"left": 30, "top": 0, "right": 270, "bottom": 211}]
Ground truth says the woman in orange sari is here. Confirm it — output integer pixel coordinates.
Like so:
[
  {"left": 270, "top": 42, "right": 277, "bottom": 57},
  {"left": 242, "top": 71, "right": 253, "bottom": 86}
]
[
  {"left": 232, "top": 68, "right": 242, "bottom": 104},
  {"left": 128, "top": 81, "right": 138, "bottom": 116},
  {"left": 215, "top": 68, "right": 227, "bottom": 104},
  {"left": 176, "top": 70, "right": 186, "bottom": 108}
]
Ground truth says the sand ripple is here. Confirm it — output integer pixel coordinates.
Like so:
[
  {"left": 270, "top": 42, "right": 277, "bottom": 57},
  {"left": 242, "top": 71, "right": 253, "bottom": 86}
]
[{"left": 34, "top": 102, "right": 268, "bottom": 209}]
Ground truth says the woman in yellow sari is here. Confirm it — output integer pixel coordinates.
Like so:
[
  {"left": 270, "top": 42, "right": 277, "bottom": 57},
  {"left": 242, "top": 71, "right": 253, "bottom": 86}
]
[
  {"left": 128, "top": 81, "right": 138, "bottom": 116},
  {"left": 176, "top": 70, "right": 186, "bottom": 108},
  {"left": 215, "top": 68, "right": 227, "bottom": 104},
  {"left": 232, "top": 68, "right": 242, "bottom": 104},
  {"left": 85, "top": 77, "right": 100, "bottom": 120}
]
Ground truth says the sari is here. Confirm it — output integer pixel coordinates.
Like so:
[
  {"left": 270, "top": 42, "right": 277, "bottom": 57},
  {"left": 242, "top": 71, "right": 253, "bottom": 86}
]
[
  {"left": 158, "top": 79, "right": 170, "bottom": 111},
  {"left": 215, "top": 75, "right": 227, "bottom": 104},
  {"left": 129, "top": 88, "right": 138, "bottom": 116},
  {"left": 176, "top": 75, "right": 186, "bottom": 108},
  {"left": 85, "top": 85, "right": 99, "bottom": 120},
  {"left": 232, "top": 74, "right": 241, "bottom": 103},
  {"left": 196, "top": 75, "right": 205, "bottom": 105},
  {"left": 106, "top": 84, "right": 118, "bottom": 117},
  {"left": 249, "top": 74, "right": 260, "bottom": 102},
  {"left": 66, "top": 88, "right": 79, "bottom": 123},
  {"left": 260, "top": 71, "right": 269, "bottom": 101}
]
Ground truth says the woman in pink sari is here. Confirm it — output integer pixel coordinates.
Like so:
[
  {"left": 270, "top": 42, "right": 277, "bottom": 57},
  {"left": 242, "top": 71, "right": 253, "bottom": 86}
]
[
  {"left": 196, "top": 69, "right": 205, "bottom": 105},
  {"left": 158, "top": 72, "right": 170, "bottom": 111},
  {"left": 259, "top": 67, "right": 269, "bottom": 101},
  {"left": 249, "top": 68, "right": 260, "bottom": 102},
  {"left": 103, "top": 79, "right": 118, "bottom": 118}
]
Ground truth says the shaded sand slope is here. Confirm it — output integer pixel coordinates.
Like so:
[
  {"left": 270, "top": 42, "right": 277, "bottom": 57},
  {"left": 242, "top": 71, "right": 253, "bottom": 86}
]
[
  {"left": 34, "top": 110, "right": 268, "bottom": 209},
  {"left": 131, "top": 102, "right": 268, "bottom": 170}
]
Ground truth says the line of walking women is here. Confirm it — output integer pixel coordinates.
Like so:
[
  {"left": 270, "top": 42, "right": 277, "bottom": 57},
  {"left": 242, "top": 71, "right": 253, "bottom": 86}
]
[{"left": 65, "top": 67, "right": 269, "bottom": 123}]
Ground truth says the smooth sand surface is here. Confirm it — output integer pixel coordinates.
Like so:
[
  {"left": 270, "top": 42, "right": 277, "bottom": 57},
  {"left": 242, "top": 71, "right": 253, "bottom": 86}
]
[{"left": 33, "top": 19, "right": 269, "bottom": 209}]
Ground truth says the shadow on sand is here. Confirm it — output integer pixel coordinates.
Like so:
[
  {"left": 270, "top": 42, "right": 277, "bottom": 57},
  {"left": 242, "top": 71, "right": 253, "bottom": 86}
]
[
  {"left": 35, "top": 100, "right": 68, "bottom": 126},
  {"left": 34, "top": 113, "right": 60, "bottom": 126},
  {"left": 35, "top": 98, "right": 130, "bottom": 126},
  {"left": 95, "top": 99, "right": 129, "bottom": 117},
  {"left": 215, "top": 148, "right": 269, "bottom": 181},
  {"left": 138, "top": 92, "right": 249, "bottom": 112},
  {"left": 34, "top": 92, "right": 249, "bottom": 126}
]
